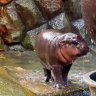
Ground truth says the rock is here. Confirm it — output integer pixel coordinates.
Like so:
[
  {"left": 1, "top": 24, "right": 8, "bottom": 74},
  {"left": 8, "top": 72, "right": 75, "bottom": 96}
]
[
  {"left": 48, "top": 13, "right": 71, "bottom": 31},
  {"left": 8, "top": 44, "right": 25, "bottom": 51},
  {"left": 0, "top": 67, "right": 35, "bottom": 96},
  {"left": 0, "top": 37, "right": 6, "bottom": 59},
  {"left": 22, "top": 35, "right": 34, "bottom": 51},
  {"left": 34, "top": 0, "right": 63, "bottom": 20},
  {"left": 15, "top": 0, "right": 45, "bottom": 31},
  {"left": 72, "top": 19, "right": 85, "bottom": 37},
  {"left": 20, "top": 81, "right": 88, "bottom": 96},
  {"left": 0, "top": 0, "right": 13, "bottom": 6},
  {"left": 0, "top": 37, "right": 5, "bottom": 51},
  {"left": 5, "top": 66, "right": 89, "bottom": 96},
  {"left": 0, "top": 0, "right": 92, "bottom": 51},
  {"left": 48, "top": 13, "right": 81, "bottom": 34},
  {"left": 72, "top": 19, "right": 92, "bottom": 45},
  {"left": 64, "top": 0, "right": 82, "bottom": 21},
  {"left": 84, "top": 33, "right": 92, "bottom": 45},
  {"left": 0, "top": 2, "right": 24, "bottom": 44}
]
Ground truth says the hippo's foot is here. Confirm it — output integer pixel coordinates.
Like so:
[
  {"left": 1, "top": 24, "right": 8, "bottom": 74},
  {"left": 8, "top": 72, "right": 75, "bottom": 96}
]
[
  {"left": 54, "top": 83, "right": 66, "bottom": 89},
  {"left": 53, "top": 80, "right": 71, "bottom": 89},
  {"left": 53, "top": 82, "right": 68, "bottom": 89}
]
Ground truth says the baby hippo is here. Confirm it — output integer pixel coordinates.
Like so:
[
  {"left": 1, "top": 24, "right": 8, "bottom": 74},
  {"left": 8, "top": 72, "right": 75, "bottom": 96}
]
[{"left": 35, "top": 30, "right": 89, "bottom": 88}]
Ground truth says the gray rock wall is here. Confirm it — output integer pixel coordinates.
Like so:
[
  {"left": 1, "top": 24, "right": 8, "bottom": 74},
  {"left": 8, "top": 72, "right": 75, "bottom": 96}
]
[{"left": 0, "top": 0, "right": 91, "bottom": 51}]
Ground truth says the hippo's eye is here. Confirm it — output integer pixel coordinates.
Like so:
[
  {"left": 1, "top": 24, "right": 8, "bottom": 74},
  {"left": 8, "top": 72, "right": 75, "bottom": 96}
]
[{"left": 72, "top": 41, "right": 79, "bottom": 45}]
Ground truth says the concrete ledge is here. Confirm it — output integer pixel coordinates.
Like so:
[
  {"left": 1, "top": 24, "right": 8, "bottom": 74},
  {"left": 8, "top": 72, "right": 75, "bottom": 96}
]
[{"left": 21, "top": 81, "right": 88, "bottom": 96}]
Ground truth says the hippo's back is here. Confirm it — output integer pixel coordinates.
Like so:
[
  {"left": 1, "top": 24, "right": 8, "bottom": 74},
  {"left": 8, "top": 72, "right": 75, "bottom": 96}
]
[{"left": 35, "top": 30, "right": 60, "bottom": 63}]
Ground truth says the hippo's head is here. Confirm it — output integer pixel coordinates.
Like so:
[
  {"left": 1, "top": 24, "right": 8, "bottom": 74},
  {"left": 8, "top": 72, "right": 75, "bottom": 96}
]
[{"left": 57, "top": 33, "right": 89, "bottom": 63}]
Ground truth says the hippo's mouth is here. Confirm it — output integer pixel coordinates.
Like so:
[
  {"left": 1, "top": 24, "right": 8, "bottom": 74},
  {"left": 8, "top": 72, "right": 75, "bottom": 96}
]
[
  {"left": 59, "top": 46, "right": 89, "bottom": 64},
  {"left": 65, "top": 55, "right": 78, "bottom": 63},
  {"left": 60, "top": 50, "right": 78, "bottom": 63}
]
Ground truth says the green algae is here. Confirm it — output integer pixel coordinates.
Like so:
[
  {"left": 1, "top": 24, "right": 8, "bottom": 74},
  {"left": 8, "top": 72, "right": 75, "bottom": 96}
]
[{"left": 22, "top": 35, "right": 34, "bottom": 51}]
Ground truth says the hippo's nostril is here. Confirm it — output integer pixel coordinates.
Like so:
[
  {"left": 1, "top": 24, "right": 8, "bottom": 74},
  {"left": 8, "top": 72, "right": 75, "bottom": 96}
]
[{"left": 72, "top": 41, "right": 79, "bottom": 45}]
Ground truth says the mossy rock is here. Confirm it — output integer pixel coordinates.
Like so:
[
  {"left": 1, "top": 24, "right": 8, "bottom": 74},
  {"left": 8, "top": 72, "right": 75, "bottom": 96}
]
[{"left": 22, "top": 35, "right": 34, "bottom": 51}]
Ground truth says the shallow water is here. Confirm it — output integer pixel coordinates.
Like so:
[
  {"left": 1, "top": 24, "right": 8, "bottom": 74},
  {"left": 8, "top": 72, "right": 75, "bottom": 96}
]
[
  {"left": 70, "top": 45, "right": 96, "bottom": 81},
  {"left": 0, "top": 45, "right": 96, "bottom": 95},
  {"left": 0, "top": 45, "right": 96, "bottom": 82}
]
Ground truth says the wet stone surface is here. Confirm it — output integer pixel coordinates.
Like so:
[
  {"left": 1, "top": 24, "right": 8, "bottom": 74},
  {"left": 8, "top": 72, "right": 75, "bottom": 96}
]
[
  {"left": 0, "top": 67, "right": 35, "bottom": 96},
  {"left": 3, "top": 65, "right": 89, "bottom": 96},
  {"left": 48, "top": 13, "right": 71, "bottom": 31},
  {"left": 64, "top": 0, "right": 82, "bottom": 21},
  {"left": 0, "top": 3, "right": 24, "bottom": 43},
  {"left": 34, "top": 0, "right": 63, "bottom": 20},
  {"left": 0, "top": 0, "right": 92, "bottom": 51},
  {"left": 15, "top": 0, "right": 45, "bottom": 31}
]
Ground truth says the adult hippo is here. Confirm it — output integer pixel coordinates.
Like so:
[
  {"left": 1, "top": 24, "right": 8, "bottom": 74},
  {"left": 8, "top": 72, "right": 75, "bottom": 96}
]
[
  {"left": 81, "top": 0, "right": 96, "bottom": 43},
  {"left": 35, "top": 30, "right": 89, "bottom": 88}
]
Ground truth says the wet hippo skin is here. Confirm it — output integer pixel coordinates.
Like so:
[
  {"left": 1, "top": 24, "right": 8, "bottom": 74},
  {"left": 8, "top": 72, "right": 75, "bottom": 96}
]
[{"left": 35, "top": 29, "right": 89, "bottom": 88}]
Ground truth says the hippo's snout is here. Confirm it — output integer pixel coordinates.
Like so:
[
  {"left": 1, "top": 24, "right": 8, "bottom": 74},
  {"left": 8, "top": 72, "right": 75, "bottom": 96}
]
[{"left": 78, "top": 43, "right": 89, "bottom": 56}]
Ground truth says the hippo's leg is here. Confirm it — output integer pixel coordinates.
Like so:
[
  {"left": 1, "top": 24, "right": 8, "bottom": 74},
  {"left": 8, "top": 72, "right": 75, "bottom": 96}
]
[
  {"left": 43, "top": 68, "right": 51, "bottom": 82},
  {"left": 62, "top": 64, "right": 72, "bottom": 85},
  {"left": 40, "top": 61, "right": 51, "bottom": 82},
  {"left": 51, "top": 64, "right": 64, "bottom": 88}
]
